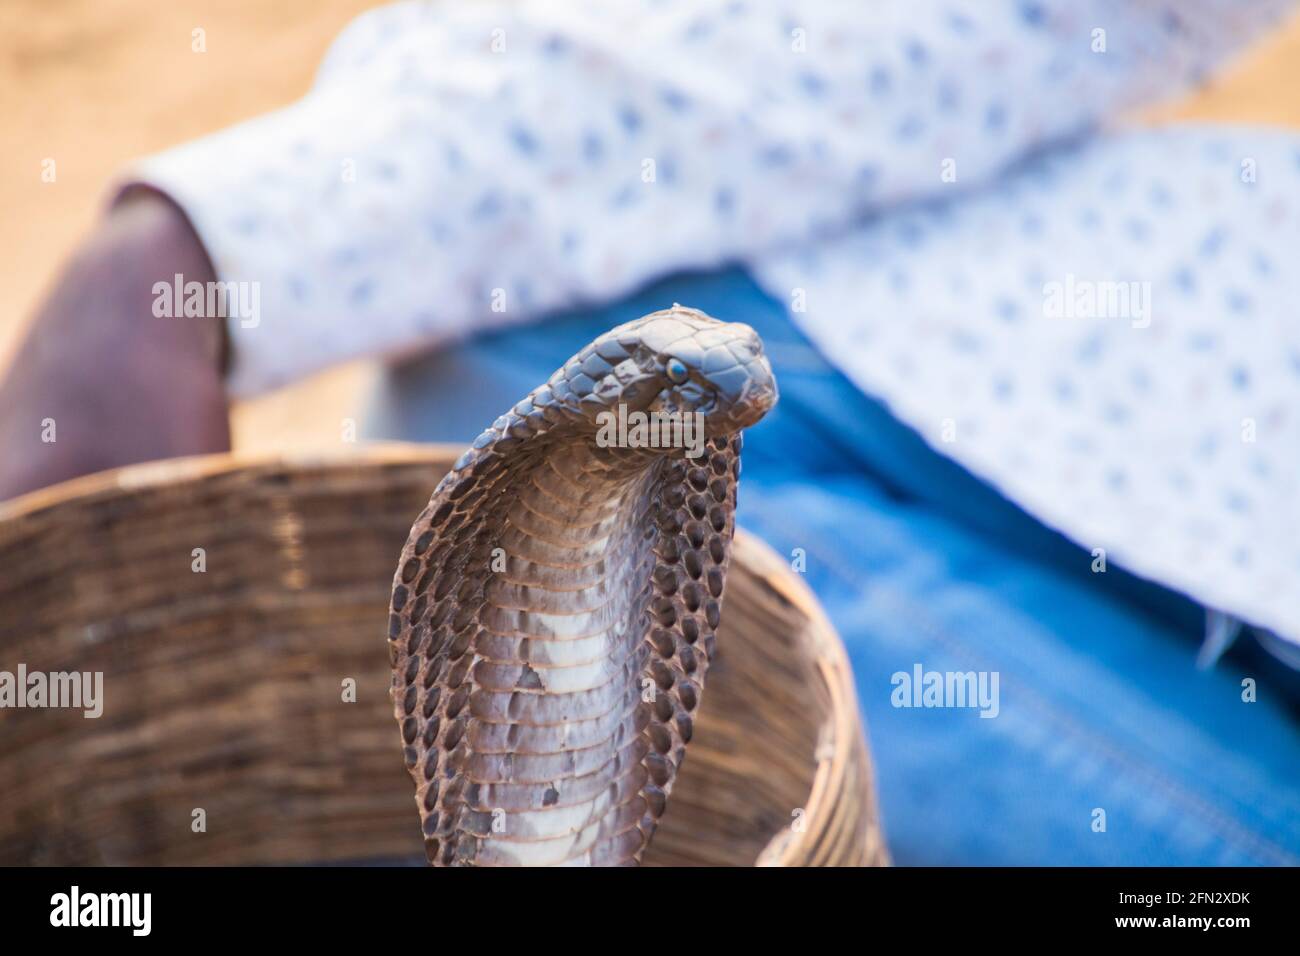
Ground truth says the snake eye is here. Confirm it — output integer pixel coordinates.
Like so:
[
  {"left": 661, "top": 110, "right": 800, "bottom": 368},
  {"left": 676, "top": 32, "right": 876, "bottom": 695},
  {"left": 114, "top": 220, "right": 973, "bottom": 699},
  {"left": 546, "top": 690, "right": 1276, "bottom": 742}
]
[{"left": 665, "top": 358, "right": 689, "bottom": 384}]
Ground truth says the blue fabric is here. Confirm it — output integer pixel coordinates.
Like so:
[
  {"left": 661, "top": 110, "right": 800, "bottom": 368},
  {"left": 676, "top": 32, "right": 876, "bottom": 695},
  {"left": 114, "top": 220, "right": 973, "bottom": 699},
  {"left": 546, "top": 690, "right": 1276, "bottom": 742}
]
[{"left": 364, "top": 268, "right": 1300, "bottom": 865}]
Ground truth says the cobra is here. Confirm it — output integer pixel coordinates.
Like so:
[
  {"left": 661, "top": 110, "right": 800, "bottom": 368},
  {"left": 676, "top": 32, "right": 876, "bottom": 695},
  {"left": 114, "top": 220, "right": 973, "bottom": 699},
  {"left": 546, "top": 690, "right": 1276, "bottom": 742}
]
[{"left": 387, "top": 306, "right": 778, "bottom": 866}]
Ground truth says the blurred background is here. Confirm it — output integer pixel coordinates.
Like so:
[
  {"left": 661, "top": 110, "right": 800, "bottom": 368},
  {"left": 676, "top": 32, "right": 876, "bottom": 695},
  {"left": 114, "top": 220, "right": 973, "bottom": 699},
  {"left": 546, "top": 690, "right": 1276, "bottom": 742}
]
[{"left": 3, "top": 0, "right": 1300, "bottom": 454}]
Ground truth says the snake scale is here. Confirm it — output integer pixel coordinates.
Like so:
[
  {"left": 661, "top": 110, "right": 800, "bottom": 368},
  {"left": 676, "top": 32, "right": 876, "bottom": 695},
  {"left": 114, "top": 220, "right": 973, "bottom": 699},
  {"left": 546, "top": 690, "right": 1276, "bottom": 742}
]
[{"left": 387, "top": 306, "right": 777, "bottom": 866}]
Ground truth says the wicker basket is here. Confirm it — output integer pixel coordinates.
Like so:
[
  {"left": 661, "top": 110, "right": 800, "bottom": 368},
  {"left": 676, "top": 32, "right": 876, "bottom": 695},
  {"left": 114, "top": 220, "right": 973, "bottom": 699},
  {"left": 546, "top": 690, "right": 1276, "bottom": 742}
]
[{"left": 0, "top": 445, "right": 887, "bottom": 867}]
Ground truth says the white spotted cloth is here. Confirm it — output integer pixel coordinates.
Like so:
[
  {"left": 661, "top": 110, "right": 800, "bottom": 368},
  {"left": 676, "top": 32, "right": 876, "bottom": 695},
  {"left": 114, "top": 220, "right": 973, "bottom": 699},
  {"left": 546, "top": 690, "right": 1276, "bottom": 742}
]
[{"left": 124, "top": 0, "right": 1300, "bottom": 643}]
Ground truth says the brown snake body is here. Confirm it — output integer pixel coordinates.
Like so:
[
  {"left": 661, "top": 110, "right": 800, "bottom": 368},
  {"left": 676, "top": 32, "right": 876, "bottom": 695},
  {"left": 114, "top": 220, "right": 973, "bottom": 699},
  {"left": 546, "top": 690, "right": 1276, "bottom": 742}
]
[{"left": 388, "top": 306, "right": 777, "bottom": 865}]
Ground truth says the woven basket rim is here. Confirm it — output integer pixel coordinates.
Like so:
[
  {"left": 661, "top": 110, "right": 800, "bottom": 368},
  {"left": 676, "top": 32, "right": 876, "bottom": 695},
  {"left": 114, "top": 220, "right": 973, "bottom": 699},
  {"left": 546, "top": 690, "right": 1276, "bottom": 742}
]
[{"left": 0, "top": 441, "right": 461, "bottom": 522}]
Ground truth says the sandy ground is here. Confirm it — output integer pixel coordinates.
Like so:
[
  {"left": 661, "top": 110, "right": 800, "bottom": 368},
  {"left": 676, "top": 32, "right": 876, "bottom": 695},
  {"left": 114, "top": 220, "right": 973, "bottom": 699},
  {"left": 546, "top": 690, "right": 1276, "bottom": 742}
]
[
  {"left": 3, "top": 2, "right": 1299, "bottom": 454},
  {"left": 0, "top": 0, "right": 384, "bottom": 452}
]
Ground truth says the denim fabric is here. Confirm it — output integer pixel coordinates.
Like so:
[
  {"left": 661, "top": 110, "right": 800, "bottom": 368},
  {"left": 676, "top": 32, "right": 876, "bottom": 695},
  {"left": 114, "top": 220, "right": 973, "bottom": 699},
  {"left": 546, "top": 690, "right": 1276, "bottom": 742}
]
[{"left": 363, "top": 268, "right": 1300, "bottom": 865}]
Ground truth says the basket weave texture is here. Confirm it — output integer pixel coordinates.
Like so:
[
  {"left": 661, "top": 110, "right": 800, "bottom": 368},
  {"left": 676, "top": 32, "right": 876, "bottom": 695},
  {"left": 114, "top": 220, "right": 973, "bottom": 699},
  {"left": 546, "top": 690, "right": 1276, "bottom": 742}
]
[{"left": 0, "top": 445, "right": 887, "bottom": 867}]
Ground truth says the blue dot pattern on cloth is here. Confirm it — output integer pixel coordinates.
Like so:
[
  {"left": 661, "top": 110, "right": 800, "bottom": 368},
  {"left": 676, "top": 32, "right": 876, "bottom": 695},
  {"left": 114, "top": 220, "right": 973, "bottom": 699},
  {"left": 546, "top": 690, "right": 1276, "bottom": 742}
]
[
  {"left": 120, "top": 0, "right": 1300, "bottom": 642},
  {"left": 752, "top": 127, "right": 1300, "bottom": 646}
]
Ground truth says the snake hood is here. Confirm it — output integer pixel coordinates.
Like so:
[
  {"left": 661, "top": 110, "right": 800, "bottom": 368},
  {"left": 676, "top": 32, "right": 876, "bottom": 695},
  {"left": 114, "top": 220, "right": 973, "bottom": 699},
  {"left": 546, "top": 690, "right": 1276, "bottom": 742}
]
[{"left": 389, "top": 306, "right": 777, "bottom": 866}]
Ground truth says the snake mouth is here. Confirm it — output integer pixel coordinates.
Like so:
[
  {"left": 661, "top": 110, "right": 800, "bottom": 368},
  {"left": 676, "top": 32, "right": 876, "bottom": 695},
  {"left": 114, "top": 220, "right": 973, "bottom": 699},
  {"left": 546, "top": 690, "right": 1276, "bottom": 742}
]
[
  {"left": 728, "top": 352, "right": 779, "bottom": 426},
  {"left": 694, "top": 350, "right": 779, "bottom": 435},
  {"left": 648, "top": 357, "right": 776, "bottom": 435}
]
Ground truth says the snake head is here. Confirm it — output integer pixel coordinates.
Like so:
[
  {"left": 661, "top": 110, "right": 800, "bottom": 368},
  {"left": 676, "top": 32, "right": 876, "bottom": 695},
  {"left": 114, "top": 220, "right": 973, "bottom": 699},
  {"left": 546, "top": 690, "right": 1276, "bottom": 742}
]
[{"left": 566, "top": 305, "right": 778, "bottom": 439}]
